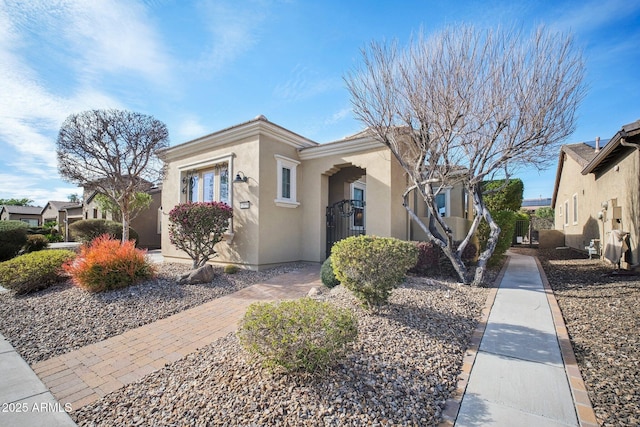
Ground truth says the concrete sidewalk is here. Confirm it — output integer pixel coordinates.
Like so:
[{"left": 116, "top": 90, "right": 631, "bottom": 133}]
[
  {"left": 448, "top": 253, "right": 597, "bottom": 427},
  {"left": 1, "top": 263, "right": 321, "bottom": 426},
  {"left": 0, "top": 334, "right": 76, "bottom": 426}
]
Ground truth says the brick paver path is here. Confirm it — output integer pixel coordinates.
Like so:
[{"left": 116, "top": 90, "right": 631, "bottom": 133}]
[{"left": 32, "top": 264, "right": 321, "bottom": 411}]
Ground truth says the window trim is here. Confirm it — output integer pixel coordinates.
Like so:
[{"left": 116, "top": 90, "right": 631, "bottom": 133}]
[
  {"left": 274, "top": 154, "right": 300, "bottom": 208},
  {"left": 564, "top": 200, "right": 569, "bottom": 226},
  {"left": 432, "top": 187, "right": 451, "bottom": 217},
  {"left": 350, "top": 181, "right": 366, "bottom": 230},
  {"left": 178, "top": 153, "right": 235, "bottom": 236},
  {"left": 572, "top": 193, "right": 578, "bottom": 225}
]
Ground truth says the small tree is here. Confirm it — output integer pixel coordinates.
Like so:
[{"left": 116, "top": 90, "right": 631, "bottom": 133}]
[
  {"left": 168, "top": 202, "right": 233, "bottom": 268},
  {"left": 0, "top": 198, "right": 34, "bottom": 206},
  {"left": 345, "top": 25, "right": 585, "bottom": 285},
  {"left": 56, "top": 109, "right": 169, "bottom": 243},
  {"left": 94, "top": 192, "right": 152, "bottom": 222}
]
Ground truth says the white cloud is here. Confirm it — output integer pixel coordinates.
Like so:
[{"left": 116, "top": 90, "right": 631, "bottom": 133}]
[
  {"left": 273, "top": 64, "right": 338, "bottom": 102},
  {"left": 174, "top": 116, "right": 209, "bottom": 142},
  {"left": 552, "top": 0, "right": 639, "bottom": 34},
  {"left": 2, "top": 0, "right": 172, "bottom": 85},
  {"left": 325, "top": 107, "right": 352, "bottom": 125},
  {"left": 192, "top": 0, "right": 268, "bottom": 73}
]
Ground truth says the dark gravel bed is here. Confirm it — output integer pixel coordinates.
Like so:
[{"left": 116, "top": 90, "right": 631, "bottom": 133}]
[
  {"left": 513, "top": 247, "right": 640, "bottom": 427},
  {"left": 0, "top": 262, "right": 308, "bottom": 365}
]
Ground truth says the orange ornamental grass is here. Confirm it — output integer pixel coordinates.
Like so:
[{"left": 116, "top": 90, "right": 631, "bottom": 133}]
[{"left": 64, "top": 234, "right": 155, "bottom": 292}]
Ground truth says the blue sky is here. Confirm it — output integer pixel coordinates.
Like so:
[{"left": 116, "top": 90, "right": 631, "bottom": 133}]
[{"left": 1, "top": 0, "right": 639, "bottom": 206}]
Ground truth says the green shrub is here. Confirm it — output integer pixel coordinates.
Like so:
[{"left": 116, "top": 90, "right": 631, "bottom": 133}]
[
  {"left": 0, "top": 220, "right": 29, "bottom": 261},
  {"left": 24, "top": 234, "right": 49, "bottom": 253},
  {"left": 0, "top": 250, "right": 76, "bottom": 295},
  {"left": 237, "top": 298, "right": 357, "bottom": 373},
  {"left": 224, "top": 264, "right": 239, "bottom": 274},
  {"left": 478, "top": 210, "right": 517, "bottom": 266},
  {"left": 69, "top": 219, "right": 138, "bottom": 243},
  {"left": 331, "top": 235, "right": 418, "bottom": 308},
  {"left": 63, "top": 235, "right": 154, "bottom": 292},
  {"left": 320, "top": 257, "right": 340, "bottom": 288}
]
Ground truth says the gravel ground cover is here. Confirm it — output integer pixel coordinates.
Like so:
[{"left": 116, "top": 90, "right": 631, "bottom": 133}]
[
  {"left": 0, "top": 261, "right": 308, "bottom": 365},
  {"left": 71, "top": 277, "right": 490, "bottom": 426},
  {"left": 513, "top": 247, "right": 640, "bottom": 427}
]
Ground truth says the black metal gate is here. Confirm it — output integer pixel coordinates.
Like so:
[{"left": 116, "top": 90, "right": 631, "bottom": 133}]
[
  {"left": 513, "top": 219, "right": 538, "bottom": 247},
  {"left": 326, "top": 199, "right": 365, "bottom": 258}
]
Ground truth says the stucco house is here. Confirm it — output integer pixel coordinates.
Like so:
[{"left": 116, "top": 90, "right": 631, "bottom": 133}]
[
  {"left": 160, "top": 115, "right": 472, "bottom": 269},
  {"left": 82, "top": 187, "right": 162, "bottom": 249},
  {"left": 0, "top": 205, "right": 44, "bottom": 226},
  {"left": 552, "top": 119, "right": 640, "bottom": 267},
  {"left": 41, "top": 201, "right": 84, "bottom": 241}
]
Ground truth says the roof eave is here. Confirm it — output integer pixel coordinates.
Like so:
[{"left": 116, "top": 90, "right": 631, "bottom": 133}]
[{"left": 581, "top": 119, "right": 640, "bottom": 175}]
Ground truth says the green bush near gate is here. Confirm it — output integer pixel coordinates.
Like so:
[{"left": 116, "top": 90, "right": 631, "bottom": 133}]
[
  {"left": 331, "top": 235, "right": 418, "bottom": 309},
  {"left": 320, "top": 256, "right": 340, "bottom": 288},
  {"left": 237, "top": 298, "right": 357, "bottom": 373}
]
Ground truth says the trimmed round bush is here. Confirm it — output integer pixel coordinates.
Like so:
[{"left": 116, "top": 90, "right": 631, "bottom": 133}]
[
  {"left": 224, "top": 264, "right": 239, "bottom": 274},
  {"left": 0, "top": 220, "right": 29, "bottom": 261},
  {"left": 321, "top": 256, "right": 340, "bottom": 288},
  {"left": 24, "top": 234, "right": 49, "bottom": 253},
  {"left": 69, "top": 219, "right": 139, "bottom": 243},
  {"left": 237, "top": 298, "right": 358, "bottom": 373},
  {"left": 0, "top": 250, "right": 76, "bottom": 295},
  {"left": 63, "top": 234, "right": 154, "bottom": 292},
  {"left": 331, "top": 235, "right": 419, "bottom": 308}
]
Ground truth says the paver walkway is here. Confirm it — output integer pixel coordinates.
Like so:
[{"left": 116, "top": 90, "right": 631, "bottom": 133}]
[
  {"left": 31, "top": 264, "right": 322, "bottom": 411},
  {"left": 450, "top": 253, "right": 597, "bottom": 427}
]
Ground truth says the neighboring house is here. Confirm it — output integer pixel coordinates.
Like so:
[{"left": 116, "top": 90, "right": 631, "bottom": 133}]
[
  {"left": 160, "top": 115, "right": 472, "bottom": 269},
  {"left": 521, "top": 198, "right": 552, "bottom": 214},
  {"left": 83, "top": 191, "right": 115, "bottom": 221},
  {"left": 81, "top": 186, "right": 162, "bottom": 249},
  {"left": 41, "top": 201, "right": 83, "bottom": 241},
  {"left": 0, "top": 205, "right": 43, "bottom": 226},
  {"left": 552, "top": 119, "right": 640, "bottom": 267}
]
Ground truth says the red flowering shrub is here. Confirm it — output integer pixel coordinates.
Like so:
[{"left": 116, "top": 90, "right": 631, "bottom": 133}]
[
  {"left": 409, "top": 241, "right": 441, "bottom": 276},
  {"left": 168, "top": 202, "right": 233, "bottom": 268},
  {"left": 64, "top": 234, "right": 154, "bottom": 292}
]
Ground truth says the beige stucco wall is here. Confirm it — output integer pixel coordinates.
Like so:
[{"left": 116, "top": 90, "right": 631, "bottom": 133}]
[
  {"left": 161, "top": 134, "right": 262, "bottom": 267},
  {"left": 555, "top": 149, "right": 639, "bottom": 263},
  {"left": 299, "top": 145, "right": 409, "bottom": 262},
  {"left": 408, "top": 183, "right": 472, "bottom": 242},
  {"left": 255, "top": 135, "right": 304, "bottom": 265}
]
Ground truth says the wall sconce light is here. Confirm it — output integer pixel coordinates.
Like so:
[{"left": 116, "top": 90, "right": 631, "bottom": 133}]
[{"left": 233, "top": 171, "right": 248, "bottom": 183}]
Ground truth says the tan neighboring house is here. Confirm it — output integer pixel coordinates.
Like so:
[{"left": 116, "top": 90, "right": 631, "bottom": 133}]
[
  {"left": 552, "top": 118, "right": 640, "bottom": 266},
  {"left": 0, "top": 205, "right": 43, "bottom": 226},
  {"left": 160, "top": 115, "right": 473, "bottom": 269},
  {"left": 41, "top": 201, "right": 83, "bottom": 241},
  {"left": 79, "top": 186, "right": 162, "bottom": 249}
]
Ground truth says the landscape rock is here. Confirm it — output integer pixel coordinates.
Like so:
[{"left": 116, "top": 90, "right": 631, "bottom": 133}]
[
  {"left": 306, "top": 286, "right": 321, "bottom": 297},
  {"left": 177, "top": 265, "right": 215, "bottom": 285}
]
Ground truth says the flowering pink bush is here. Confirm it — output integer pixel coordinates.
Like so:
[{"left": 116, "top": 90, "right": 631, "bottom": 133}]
[{"left": 168, "top": 202, "right": 233, "bottom": 268}]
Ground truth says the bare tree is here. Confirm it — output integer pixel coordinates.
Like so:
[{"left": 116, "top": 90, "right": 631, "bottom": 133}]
[
  {"left": 345, "top": 25, "right": 585, "bottom": 285},
  {"left": 57, "top": 109, "right": 169, "bottom": 242}
]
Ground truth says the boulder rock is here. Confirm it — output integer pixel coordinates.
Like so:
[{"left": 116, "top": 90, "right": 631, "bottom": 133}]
[
  {"left": 307, "top": 287, "right": 321, "bottom": 297},
  {"left": 178, "top": 265, "right": 215, "bottom": 285}
]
